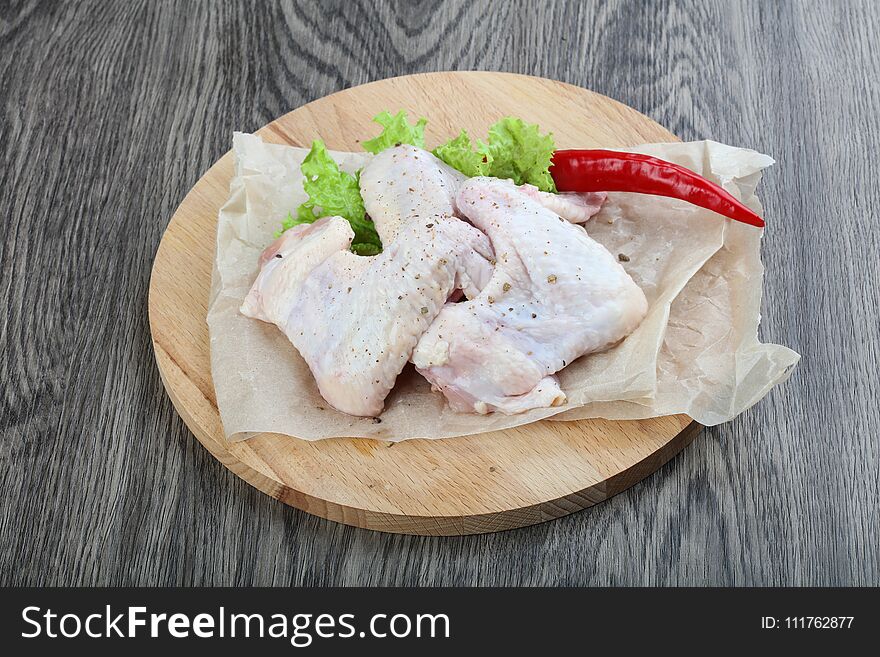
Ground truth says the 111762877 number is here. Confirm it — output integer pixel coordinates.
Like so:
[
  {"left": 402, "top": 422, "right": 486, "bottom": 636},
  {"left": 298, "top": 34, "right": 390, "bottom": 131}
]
[{"left": 784, "top": 617, "right": 854, "bottom": 629}]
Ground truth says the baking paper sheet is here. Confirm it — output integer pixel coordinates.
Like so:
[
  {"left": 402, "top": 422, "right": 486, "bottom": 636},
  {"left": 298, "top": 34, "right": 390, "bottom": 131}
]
[{"left": 207, "top": 133, "right": 799, "bottom": 441}]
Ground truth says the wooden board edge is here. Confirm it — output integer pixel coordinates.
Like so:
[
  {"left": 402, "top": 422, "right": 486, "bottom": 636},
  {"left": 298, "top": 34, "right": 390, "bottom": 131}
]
[{"left": 152, "top": 330, "right": 700, "bottom": 535}]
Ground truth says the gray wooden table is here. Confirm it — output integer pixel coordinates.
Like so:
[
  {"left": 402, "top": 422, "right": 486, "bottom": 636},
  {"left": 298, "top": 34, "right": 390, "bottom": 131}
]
[{"left": 2, "top": 0, "right": 878, "bottom": 586}]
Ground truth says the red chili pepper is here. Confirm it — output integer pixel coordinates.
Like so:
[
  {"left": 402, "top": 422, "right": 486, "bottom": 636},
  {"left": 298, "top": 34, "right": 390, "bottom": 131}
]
[{"left": 550, "top": 149, "right": 765, "bottom": 228}]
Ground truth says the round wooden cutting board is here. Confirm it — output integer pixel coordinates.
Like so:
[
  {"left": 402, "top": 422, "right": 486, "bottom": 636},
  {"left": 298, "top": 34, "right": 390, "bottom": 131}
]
[{"left": 148, "top": 72, "right": 700, "bottom": 535}]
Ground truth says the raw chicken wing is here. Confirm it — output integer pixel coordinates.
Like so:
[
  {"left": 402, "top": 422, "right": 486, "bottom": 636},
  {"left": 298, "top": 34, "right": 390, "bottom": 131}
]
[
  {"left": 241, "top": 214, "right": 493, "bottom": 417},
  {"left": 359, "top": 145, "right": 467, "bottom": 243},
  {"left": 412, "top": 177, "right": 647, "bottom": 414}
]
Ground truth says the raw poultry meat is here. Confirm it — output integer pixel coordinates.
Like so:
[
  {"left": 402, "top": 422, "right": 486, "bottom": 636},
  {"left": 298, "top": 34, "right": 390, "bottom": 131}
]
[
  {"left": 359, "top": 144, "right": 607, "bottom": 230},
  {"left": 357, "top": 144, "right": 493, "bottom": 302},
  {"left": 241, "top": 215, "right": 493, "bottom": 416},
  {"left": 358, "top": 144, "right": 467, "bottom": 243},
  {"left": 242, "top": 144, "right": 646, "bottom": 418},
  {"left": 518, "top": 184, "right": 607, "bottom": 224},
  {"left": 412, "top": 177, "right": 648, "bottom": 414},
  {"left": 240, "top": 147, "right": 495, "bottom": 417}
]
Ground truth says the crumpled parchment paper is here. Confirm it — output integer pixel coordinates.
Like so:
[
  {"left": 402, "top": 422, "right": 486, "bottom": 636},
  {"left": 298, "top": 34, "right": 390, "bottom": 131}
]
[{"left": 207, "top": 133, "right": 799, "bottom": 441}]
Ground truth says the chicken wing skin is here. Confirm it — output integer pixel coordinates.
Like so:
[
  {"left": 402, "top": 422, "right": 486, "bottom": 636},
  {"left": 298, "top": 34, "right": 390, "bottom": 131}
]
[
  {"left": 359, "top": 144, "right": 467, "bottom": 244},
  {"left": 244, "top": 146, "right": 639, "bottom": 418},
  {"left": 518, "top": 184, "right": 608, "bottom": 224},
  {"left": 241, "top": 213, "right": 494, "bottom": 417},
  {"left": 359, "top": 144, "right": 606, "bottom": 234},
  {"left": 412, "top": 177, "right": 648, "bottom": 415}
]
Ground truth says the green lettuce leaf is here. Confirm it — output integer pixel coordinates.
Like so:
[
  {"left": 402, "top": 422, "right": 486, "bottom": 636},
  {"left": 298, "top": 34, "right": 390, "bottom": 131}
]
[
  {"left": 351, "top": 242, "right": 382, "bottom": 256},
  {"left": 479, "top": 117, "right": 556, "bottom": 192},
  {"left": 361, "top": 110, "right": 427, "bottom": 154},
  {"left": 275, "top": 113, "right": 556, "bottom": 250},
  {"left": 432, "top": 130, "right": 493, "bottom": 177},
  {"left": 432, "top": 117, "right": 556, "bottom": 192},
  {"left": 277, "top": 140, "right": 381, "bottom": 253}
]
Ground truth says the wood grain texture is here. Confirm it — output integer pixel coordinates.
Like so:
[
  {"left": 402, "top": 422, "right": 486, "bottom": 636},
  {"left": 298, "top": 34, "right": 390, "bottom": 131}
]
[
  {"left": 149, "top": 72, "right": 696, "bottom": 535},
  {"left": 1, "top": 0, "right": 878, "bottom": 582}
]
